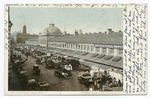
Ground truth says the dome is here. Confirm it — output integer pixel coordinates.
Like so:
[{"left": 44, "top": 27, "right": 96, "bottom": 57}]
[{"left": 42, "top": 24, "right": 62, "bottom": 35}]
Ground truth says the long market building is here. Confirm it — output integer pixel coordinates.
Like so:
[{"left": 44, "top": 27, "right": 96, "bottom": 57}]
[{"left": 25, "top": 23, "right": 123, "bottom": 82}]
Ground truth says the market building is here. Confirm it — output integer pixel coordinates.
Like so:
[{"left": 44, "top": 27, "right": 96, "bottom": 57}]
[
  {"left": 48, "top": 31, "right": 123, "bottom": 57},
  {"left": 14, "top": 25, "right": 32, "bottom": 44},
  {"left": 25, "top": 23, "right": 123, "bottom": 59},
  {"left": 25, "top": 23, "right": 123, "bottom": 82}
]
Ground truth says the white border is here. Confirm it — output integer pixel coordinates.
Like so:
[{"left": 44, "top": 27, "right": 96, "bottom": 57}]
[{"left": 1, "top": 1, "right": 149, "bottom": 97}]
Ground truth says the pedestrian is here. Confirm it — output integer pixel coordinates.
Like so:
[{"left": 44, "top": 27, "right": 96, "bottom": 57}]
[{"left": 118, "top": 79, "right": 121, "bottom": 87}]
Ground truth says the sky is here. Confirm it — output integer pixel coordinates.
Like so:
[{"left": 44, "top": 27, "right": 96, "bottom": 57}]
[{"left": 10, "top": 7, "right": 123, "bottom": 34}]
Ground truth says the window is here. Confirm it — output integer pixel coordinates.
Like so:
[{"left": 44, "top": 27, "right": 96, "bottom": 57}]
[
  {"left": 76, "top": 44, "right": 78, "bottom": 49},
  {"left": 103, "top": 48, "right": 106, "bottom": 54},
  {"left": 71, "top": 44, "right": 72, "bottom": 49},
  {"left": 87, "top": 45, "right": 90, "bottom": 51},
  {"left": 96, "top": 47, "right": 100, "bottom": 52},
  {"left": 84, "top": 45, "right": 86, "bottom": 50},
  {"left": 110, "top": 49, "right": 114, "bottom": 54},
  {"left": 91, "top": 45, "right": 94, "bottom": 51},
  {"left": 78, "top": 45, "right": 80, "bottom": 49},
  {"left": 81, "top": 45, "right": 83, "bottom": 50}
]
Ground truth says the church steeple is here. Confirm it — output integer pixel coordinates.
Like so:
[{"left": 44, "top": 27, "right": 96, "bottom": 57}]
[{"left": 23, "top": 25, "right": 26, "bottom": 33}]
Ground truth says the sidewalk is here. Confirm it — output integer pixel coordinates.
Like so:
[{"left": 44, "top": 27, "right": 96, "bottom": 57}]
[{"left": 47, "top": 49, "right": 123, "bottom": 70}]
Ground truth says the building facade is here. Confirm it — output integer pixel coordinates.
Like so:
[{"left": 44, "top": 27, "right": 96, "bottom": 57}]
[
  {"left": 38, "top": 24, "right": 62, "bottom": 47},
  {"left": 48, "top": 42, "right": 123, "bottom": 57},
  {"left": 14, "top": 25, "right": 32, "bottom": 44},
  {"left": 26, "top": 25, "right": 123, "bottom": 57}
]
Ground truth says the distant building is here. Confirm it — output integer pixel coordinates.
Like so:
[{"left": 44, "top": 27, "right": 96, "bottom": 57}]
[
  {"left": 11, "top": 30, "right": 21, "bottom": 43},
  {"left": 14, "top": 25, "right": 32, "bottom": 44}
]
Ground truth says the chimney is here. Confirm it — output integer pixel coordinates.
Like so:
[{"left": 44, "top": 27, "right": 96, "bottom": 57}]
[
  {"left": 74, "top": 29, "right": 79, "bottom": 36},
  {"left": 107, "top": 29, "right": 112, "bottom": 34},
  {"left": 79, "top": 29, "right": 82, "bottom": 35},
  {"left": 118, "top": 30, "right": 122, "bottom": 33}
]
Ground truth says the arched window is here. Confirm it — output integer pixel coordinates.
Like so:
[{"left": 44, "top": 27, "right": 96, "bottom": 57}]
[
  {"left": 87, "top": 45, "right": 90, "bottom": 51},
  {"left": 76, "top": 44, "right": 78, "bottom": 49}
]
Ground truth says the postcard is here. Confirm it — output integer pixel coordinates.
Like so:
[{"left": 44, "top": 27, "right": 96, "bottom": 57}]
[{"left": 4, "top": 3, "right": 147, "bottom": 95}]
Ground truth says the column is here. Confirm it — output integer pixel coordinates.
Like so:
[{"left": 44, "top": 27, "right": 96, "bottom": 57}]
[
  {"left": 114, "top": 48, "right": 118, "bottom": 56},
  {"left": 106, "top": 48, "right": 110, "bottom": 55},
  {"left": 100, "top": 47, "right": 103, "bottom": 54}
]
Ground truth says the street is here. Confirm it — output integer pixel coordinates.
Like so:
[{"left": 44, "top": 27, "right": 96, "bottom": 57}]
[{"left": 13, "top": 49, "right": 89, "bottom": 91}]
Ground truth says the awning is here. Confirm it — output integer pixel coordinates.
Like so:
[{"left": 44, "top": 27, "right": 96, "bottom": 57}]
[
  {"left": 112, "top": 57, "right": 122, "bottom": 62},
  {"left": 91, "top": 53, "right": 99, "bottom": 58},
  {"left": 81, "top": 52, "right": 89, "bottom": 56},
  {"left": 97, "top": 54, "right": 105, "bottom": 59},
  {"left": 104, "top": 55, "right": 113, "bottom": 60}
]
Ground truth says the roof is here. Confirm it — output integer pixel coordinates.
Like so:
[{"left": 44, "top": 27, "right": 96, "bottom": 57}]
[
  {"left": 31, "top": 34, "right": 38, "bottom": 38},
  {"left": 26, "top": 38, "right": 38, "bottom": 41},
  {"left": 25, "top": 32, "right": 123, "bottom": 45},
  {"left": 16, "top": 33, "right": 32, "bottom": 38},
  {"left": 27, "top": 79, "right": 36, "bottom": 85},
  {"left": 48, "top": 32, "right": 123, "bottom": 45},
  {"left": 20, "top": 71, "right": 27, "bottom": 74},
  {"left": 41, "top": 24, "right": 62, "bottom": 35},
  {"left": 33, "top": 64, "right": 39, "bottom": 67}
]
